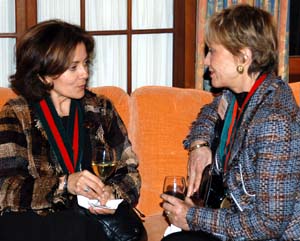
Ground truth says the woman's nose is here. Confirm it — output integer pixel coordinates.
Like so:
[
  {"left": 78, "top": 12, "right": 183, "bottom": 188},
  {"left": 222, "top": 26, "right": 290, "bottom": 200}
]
[
  {"left": 79, "top": 65, "right": 89, "bottom": 78},
  {"left": 204, "top": 52, "right": 210, "bottom": 66}
]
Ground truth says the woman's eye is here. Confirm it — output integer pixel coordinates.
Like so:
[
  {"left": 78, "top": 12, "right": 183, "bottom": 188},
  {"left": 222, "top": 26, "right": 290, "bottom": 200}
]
[
  {"left": 84, "top": 60, "right": 90, "bottom": 67},
  {"left": 69, "top": 65, "right": 77, "bottom": 71}
]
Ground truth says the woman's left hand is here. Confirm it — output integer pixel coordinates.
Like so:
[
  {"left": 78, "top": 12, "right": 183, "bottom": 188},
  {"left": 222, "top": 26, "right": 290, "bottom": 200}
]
[
  {"left": 160, "top": 193, "right": 193, "bottom": 230},
  {"left": 88, "top": 185, "right": 116, "bottom": 215},
  {"left": 67, "top": 170, "right": 116, "bottom": 214}
]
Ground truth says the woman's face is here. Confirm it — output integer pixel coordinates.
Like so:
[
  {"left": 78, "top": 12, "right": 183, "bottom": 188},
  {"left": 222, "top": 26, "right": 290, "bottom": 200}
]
[
  {"left": 204, "top": 43, "right": 242, "bottom": 91},
  {"left": 48, "top": 42, "right": 89, "bottom": 101}
]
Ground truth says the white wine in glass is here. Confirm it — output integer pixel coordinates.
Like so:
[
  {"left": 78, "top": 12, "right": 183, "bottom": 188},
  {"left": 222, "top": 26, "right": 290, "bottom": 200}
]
[
  {"left": 163, "top": 176, "right": 186, "bottom": 200},
  {"left": 91, "top": 147, "right": 116, "bottom": 182}
]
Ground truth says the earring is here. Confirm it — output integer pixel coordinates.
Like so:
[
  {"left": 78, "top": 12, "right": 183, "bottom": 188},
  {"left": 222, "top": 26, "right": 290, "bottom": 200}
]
[{"left": 236, "top": 65, "right": 244, "bottom": 74}]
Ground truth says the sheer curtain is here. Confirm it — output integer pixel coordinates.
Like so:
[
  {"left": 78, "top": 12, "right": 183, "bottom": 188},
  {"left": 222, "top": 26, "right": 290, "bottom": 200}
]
[
  {"left": 0, "top": 0, "right": 15, "bottom": 87},
  {"left": 90, "top": 35, "right": 127, "bottom": 89},
  {"left": 131, "top": 0, "right": 173, "bottom": 90},
  {"left": 85, "top": 0, "right": 127, "bottom": 31},
  {"left": 37, "top": 0, "right": 80, "bottom": 25},
  {"left": 0, "top": 39, "right": 15, "bottom": 87},
  {"left": 132, "top": 33, "right": 173, "bottom": 90},
  {"left": 85, "top": 0, "right": 127, "bottom": 88},
  {"left": 196, "top": 0, "right": 290, "bottom": 90},
  {"left": 132, "top": 0, "right": 173, "bottom": 29},
  {"left": 36, "top": 0, "right": 173, "bottom": 92}
]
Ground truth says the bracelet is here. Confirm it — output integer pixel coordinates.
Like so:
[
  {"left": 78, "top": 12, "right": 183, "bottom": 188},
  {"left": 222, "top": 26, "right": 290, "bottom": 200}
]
[
  {"left": 188, "top": 142, "right": 209, "bottom": 153},
  {"left": 63, "top": 174, "right": 69, "bottom": 194}
]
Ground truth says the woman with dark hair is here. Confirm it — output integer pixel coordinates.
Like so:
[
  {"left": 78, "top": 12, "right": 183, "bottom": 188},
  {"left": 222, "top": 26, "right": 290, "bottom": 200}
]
[
  {"left": 161, "top": 4, "right": 300, "bottom": 240},
  {"left": 0, "top": 20, "right": 144, "bottom": 241}
]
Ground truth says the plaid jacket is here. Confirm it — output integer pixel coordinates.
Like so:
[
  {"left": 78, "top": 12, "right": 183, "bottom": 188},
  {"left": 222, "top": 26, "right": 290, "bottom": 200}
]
[
  {"left": 184, "top": 74, "right": 300, "bottom": 240},
  {"left": 0, "top": 90, "right": 141, "bottom": 215}
]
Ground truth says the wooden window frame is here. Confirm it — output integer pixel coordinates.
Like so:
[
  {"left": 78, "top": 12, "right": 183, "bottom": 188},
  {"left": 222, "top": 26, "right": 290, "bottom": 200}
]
[
  {"left": 10, "top": 0, "right": 196, "bottom": 92},
  {"left": 289, "top": 57, "right": 300, "bottom": 83}
]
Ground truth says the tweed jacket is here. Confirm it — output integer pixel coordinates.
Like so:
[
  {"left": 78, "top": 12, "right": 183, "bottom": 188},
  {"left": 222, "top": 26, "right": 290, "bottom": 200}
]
[
  {"left": 184, "top": 74, "right": 300, "bottom": 240},
  {"left": 0, "top": 90, "right": 141, "bottom": 215}
]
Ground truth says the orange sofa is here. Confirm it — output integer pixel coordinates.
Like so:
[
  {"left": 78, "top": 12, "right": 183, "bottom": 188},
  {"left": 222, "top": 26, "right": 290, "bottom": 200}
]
[{"left": 0, "top": 82, "right": 299, "bottom": 241}]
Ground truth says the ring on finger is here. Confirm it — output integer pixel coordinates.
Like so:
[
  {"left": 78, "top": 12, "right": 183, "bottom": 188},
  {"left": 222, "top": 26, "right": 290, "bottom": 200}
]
[{"left": 84, "top": 186, "right": 90, "bottom": 192}]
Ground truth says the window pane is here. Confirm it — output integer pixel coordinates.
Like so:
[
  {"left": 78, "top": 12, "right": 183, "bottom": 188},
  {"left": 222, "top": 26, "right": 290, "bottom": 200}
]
[
  {"left": 85, "top": 0, "right": 127, "bottom": 30},
  {"left": 132, "top": 0, "right": 173, "bottom": 30},
  {"left": 89, "top": 35, "right": 127, "bottom": 90},
  {"left": 37, "top": 0, "right": 80, "bottom": 25},
  {"left": 0, "top": 0, "right": 15, "bottom": 32},
  {"left": 132, "top": 33, "right": 173, "bottom": 91},
  {"left": 0, "top": 38, "right": 16, "bottom": 87}
]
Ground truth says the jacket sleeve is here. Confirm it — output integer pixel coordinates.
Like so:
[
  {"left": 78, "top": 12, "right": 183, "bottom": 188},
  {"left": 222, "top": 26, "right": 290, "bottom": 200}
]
[
  {"left": 183, "top": 92, "right": 224, "bottom": 149},
  {"left": 0, "top": 102, "right": 62, "bottom": 213},
  {"left": 97, "top": 99, "right": 141, "bottom": 206},
  {"left": 186, "top": 108, "right": 300, "bottom": 240}
]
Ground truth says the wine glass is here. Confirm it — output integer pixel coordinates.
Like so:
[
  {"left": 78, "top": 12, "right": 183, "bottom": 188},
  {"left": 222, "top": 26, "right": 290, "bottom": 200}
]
[
  {"left": 91, "top": 146, "right": 116, "bottom": 182},
  {"left": 163, "top": 176, "right": 186, "bottom": 200}
]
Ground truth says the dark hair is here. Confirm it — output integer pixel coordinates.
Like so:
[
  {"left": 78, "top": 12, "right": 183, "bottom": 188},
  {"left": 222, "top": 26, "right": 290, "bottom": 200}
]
[
  {"left": 205, "top": 4, "right": 278, "bottom": 75},
  {"left": 10, "top": 19, "right": 95, "bottom": 102}
]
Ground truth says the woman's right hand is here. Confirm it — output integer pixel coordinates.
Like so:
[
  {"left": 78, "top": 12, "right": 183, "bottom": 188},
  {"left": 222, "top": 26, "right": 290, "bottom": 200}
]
[
  {"left": 67, "top": 170, "right": 106, "bottom": 200},
  {"left": 187, "top": 145, "right": 212, "bottom": 197}
]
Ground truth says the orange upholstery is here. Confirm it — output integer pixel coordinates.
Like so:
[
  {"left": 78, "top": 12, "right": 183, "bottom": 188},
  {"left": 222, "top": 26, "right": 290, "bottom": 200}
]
[
  {"left": 0, "top": 84, "right": 298, "bottom": 241},
  {"left": 289, "top": 82, "right": 300, "bottom": 105},
  {"left": 0, "top": 88, "right": 17, "bottom": 108},
  {"left": 91, "top": 86, "right": 130, "bottom": 128},
  {"left": 129, "top": 86, "right": 213, "bottom": 216}
]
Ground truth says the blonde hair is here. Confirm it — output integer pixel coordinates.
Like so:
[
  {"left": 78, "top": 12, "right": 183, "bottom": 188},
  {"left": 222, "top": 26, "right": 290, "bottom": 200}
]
[{"left": 205, "top": 4, "right": 278, "bottom": 74}]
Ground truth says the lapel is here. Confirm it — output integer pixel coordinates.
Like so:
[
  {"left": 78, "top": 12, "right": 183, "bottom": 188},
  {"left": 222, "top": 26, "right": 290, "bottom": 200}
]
[{"left": 226, "top": 74, "right": 272, "bottom": 168}]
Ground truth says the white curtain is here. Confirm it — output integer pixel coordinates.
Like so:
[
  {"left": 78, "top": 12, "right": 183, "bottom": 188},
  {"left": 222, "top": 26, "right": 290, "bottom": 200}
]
[
  {"left": 90, "top": 35, "right": 127, "bottom": 89},
  {"left": 132, "top": 33, "right": 173, "bottom": 90},
  {"left": 130, "top": 0, "right": 173, "bottom": 91},
  {"left": 132, "top": 0, "right": 173, "bottom": 29},
  {"left": 37, "top": 0, "right": 80, "bottom": 25},
  {"left": 0, "top": 39, "right": 15, "bottom": 87},
  {"left": 0, "top": 0, "right": 15, "bottom": 32},
  {"left": 0, "top": 0, "right": 15, "bottom": 87},
  {"left": 85, "top": 0, "right": 127, "bottom": 31}
]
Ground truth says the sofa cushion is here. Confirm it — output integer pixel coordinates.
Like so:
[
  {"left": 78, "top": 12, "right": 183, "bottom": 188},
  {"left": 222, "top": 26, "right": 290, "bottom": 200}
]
[
  {"left": 0, "top": 87, "right": 17, "bottom": 108},
  {"left": 130, "top": 86, "right": 213, "bottom": 216},
  {"left": 90, "top": 86, "right": 130, "bottom": 128},
  {"left": 144, "top": 214, "right": 169, "bottom": 241},
  {"left": 289, "top": 81, "right": 300, "bottom": 105}
]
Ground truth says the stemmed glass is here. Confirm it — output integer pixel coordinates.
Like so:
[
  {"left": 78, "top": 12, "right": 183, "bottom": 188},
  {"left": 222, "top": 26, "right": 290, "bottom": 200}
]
[
  {"left": 163, "top": 176, "right": 186, "bottom": 200},
  {"left": 91, "top": 146, "right": 116, "bottom": 183}
]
